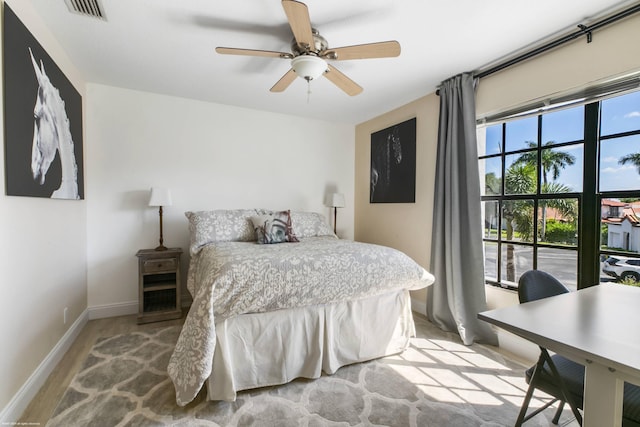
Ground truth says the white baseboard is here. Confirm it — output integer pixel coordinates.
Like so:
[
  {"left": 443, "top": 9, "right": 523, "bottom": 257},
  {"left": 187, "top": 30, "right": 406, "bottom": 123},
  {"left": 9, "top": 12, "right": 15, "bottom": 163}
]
[
  {"left": 0, "top": 309, "right": 88, "bottom": 425},
  {"left": 88, "top": 301, "right": 137, "bottom": 320},
  {"left": 411, "top": 296, "right": 427, "bottom": 317}
]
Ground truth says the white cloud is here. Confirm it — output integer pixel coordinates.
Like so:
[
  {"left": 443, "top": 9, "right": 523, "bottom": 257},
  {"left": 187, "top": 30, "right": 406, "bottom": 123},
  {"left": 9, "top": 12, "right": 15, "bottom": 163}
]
[
  {"left": 602, "top": 156, "right": 618, "bottom": 163},
  {"left": 624, "top": 111, "right": 640, "bottom": 118},
  {"left": 601, "top": 164, "right": 635, "bottom": 174}
]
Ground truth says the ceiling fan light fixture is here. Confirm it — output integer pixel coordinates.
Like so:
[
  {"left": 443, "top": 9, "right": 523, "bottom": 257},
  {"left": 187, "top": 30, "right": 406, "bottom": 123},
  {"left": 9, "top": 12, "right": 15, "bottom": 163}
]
[{"left": 291, "top": 55, "right": 327, "bottom": 81}]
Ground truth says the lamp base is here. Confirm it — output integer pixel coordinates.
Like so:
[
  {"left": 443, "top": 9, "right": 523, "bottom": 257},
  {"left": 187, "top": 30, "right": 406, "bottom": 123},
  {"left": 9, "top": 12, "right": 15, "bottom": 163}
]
[{"left": 154, "top": 244, "right": 168, "bottom": 251}]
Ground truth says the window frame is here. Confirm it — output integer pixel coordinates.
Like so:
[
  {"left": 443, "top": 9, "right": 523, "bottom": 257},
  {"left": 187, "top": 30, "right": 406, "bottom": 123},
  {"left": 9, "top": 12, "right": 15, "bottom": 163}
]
[
  {"left": 480, "top": 113, "right": 583, "bottom": 289},
  {"left": 480, "top": 91, "right": 640, "bottom": 290}
]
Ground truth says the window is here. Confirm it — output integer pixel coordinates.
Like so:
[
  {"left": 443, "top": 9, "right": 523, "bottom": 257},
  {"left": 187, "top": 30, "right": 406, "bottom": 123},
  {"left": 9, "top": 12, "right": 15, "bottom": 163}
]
[
  {"left": 479, "top": 89, "right": 640, "bottom": 290},
  {"left": 598, "top": 90, "right": 640, "bottom": 278}
]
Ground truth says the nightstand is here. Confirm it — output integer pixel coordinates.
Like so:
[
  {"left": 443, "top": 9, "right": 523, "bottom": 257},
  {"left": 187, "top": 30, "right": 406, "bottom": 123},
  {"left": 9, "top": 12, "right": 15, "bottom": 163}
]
[{"left": 136, "top": 248, "right": 182, "bottom": 324}]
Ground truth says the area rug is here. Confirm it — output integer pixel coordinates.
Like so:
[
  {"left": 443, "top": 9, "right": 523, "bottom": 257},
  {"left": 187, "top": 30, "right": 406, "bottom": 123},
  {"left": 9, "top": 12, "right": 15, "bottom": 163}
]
[{"left": 47, "top": 316, "right": 572, "bottom": 426}]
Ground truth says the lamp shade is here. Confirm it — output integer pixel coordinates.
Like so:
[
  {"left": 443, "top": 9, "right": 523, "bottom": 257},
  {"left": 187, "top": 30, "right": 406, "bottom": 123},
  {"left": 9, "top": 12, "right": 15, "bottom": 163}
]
[
  {"left": 291, "top": 55, "right": 327, "bottom": 80},
  {"left": 329, "top": 193, "right": 345, "bottom": 208},
  {"left": 148, "top": 187, "right": 172, "bottom": 207}
]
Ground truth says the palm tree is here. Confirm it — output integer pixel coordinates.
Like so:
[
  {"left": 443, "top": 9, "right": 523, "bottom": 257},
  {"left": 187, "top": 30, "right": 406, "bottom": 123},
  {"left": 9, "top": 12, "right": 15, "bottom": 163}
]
[
  {"left": 619, "top": 153, "right": 640, "bottom": 174},
  {"left": 485, "top": 171, "right": 501, "bottom": 195},
  {"left": 503, "top": 164, "right": 536, "bottom": 282},
  {"left": 513, "top": 141, "right": 576, "bottom": 184},
  {"left": 501, "top": 164, "right": 578, "bottom": 282},
  {"left": 540, "top": 182, "right": 579, "bottom": 220},
  {"left": 512, "top": 141, "right": 576, "bottom": 240},
  {"left": 484, "top": 172, "right": 501, "bottom": 238}
]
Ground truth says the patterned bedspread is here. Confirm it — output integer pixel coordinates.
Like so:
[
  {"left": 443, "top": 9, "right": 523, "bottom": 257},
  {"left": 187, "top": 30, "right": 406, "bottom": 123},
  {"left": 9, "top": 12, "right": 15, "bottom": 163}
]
[{"left": 167, "top": 236, "right": 435, "bottom": 405}]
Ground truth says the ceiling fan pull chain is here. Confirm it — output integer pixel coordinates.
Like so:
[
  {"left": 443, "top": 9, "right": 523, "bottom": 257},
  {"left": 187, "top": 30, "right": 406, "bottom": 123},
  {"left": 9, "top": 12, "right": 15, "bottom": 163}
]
[{"left": 307, "top": 78, "right": 312, "bottom": 103}]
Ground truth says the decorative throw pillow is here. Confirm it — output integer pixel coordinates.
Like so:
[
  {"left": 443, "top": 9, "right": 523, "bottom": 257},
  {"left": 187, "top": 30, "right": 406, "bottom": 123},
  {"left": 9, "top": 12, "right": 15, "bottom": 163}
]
[{"left": 251, "top": 210, "right": 299, "bottom": 244}]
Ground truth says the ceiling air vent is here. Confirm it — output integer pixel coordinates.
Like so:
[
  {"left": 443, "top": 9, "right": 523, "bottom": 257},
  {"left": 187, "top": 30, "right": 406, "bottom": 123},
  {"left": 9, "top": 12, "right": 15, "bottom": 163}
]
[{"left": 64, "top": 0, "right": 106, "bottom": 21}]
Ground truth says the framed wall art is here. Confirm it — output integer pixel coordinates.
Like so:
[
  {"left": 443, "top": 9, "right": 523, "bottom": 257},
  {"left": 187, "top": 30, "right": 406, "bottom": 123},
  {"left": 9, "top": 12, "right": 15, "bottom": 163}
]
[
  {"left": 3, "top": 4, "right": 84, "bottom": 199},
  {"left": 370, "top": 117, "right": 416, "bottom": 203}
]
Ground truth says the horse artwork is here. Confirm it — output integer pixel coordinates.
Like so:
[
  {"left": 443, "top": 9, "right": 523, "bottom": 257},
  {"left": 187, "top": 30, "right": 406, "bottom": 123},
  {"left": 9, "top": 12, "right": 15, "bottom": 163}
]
[
  {"left": 29, "top": 48, "right": 79, "bottom": 199},
  {"left": 3, "top": 4, "right": 83, "bottom": 199},
  {"left": 370, "top": 118, "right": 416, "bottom": 203}
]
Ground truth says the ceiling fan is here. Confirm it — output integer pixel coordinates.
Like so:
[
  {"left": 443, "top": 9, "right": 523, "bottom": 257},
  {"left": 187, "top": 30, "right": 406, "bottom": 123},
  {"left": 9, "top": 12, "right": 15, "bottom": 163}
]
[{"left": 215, "top": 0, "right": 401, "bottom": 96}]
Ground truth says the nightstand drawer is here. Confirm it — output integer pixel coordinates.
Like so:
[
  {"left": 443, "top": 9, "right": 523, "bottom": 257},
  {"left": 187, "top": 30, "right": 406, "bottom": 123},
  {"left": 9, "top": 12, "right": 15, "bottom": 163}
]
[{"left": 143, "top": 258, "right": 177, "bottom": 273}]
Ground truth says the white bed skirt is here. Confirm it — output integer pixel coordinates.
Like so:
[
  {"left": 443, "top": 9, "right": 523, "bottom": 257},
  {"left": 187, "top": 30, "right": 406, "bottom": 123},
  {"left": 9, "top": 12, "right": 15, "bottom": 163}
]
[{"left": 207, "top": 289, "right": 415, "bottom": 401}]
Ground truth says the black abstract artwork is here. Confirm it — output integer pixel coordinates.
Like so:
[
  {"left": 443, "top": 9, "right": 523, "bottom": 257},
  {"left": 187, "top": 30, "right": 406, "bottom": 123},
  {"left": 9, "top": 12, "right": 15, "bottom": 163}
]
[{"left": 370, "top": 118, "right": 416, "bottom": 203}]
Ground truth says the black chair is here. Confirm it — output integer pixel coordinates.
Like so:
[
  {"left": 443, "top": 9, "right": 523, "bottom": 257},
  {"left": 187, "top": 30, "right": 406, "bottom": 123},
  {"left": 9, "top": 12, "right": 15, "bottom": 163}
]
[
  {"left": 515, "top": 269, "right": 584, "bottom": 426},
  {"left": 516, "top": 270, "right": 640, "bottom": 427}
]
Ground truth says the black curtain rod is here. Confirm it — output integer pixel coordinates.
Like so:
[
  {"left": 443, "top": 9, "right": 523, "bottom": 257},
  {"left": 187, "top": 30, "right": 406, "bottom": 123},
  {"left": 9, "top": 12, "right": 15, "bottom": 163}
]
[
  {"left": 437, "top": 2, "right": 640, "bottom": 94},
  {"left": 475, "top": 3, "right": 640, "bottom": 79}
]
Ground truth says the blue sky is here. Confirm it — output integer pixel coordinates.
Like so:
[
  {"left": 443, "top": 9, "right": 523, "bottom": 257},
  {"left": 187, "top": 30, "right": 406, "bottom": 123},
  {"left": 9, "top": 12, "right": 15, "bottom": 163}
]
[
  {"left": 599, "top": 91, "right": 640, "bottom": 192},
  {"left": 481, "top": 90, "right": 640, "bottom": 194}
]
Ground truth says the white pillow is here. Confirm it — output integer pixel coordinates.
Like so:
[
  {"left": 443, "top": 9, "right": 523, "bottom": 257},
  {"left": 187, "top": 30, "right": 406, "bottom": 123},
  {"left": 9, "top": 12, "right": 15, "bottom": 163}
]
[
  {"left": 185, "top": 209, "right": 263, "bottom": 254},
  {"left": 289, "top": 211, "right": 335, "bottom": 238}
]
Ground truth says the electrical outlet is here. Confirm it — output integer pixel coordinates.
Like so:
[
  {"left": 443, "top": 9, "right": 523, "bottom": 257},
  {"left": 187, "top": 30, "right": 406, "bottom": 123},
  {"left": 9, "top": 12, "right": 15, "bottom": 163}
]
[{"left": 64, "top": 307, "right": 68, "bottom": 325}]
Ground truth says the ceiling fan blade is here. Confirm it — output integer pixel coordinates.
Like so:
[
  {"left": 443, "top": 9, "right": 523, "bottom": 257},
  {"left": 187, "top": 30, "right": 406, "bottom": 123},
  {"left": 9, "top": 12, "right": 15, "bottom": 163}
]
[
  {"left": 281, "top": 0, "right": 315, "bottom": 50},
  {"left": 270, "top": 69, "right": 297, "bottom": 92},
  {"left": 216, "top": 47, "right": 292, "bottom": 59},
  {"left": 323, "top": 41, "right": 401, "bottom": 61},
  {"left": 324, "top": 65, "right": 363, "bottom": 96}
]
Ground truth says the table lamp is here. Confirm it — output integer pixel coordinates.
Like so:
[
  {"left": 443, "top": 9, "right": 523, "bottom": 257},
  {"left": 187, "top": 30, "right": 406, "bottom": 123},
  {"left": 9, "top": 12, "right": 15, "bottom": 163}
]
[
  {"left": 328, "top": 193, "right": 345, "bottom": 235},
  {"left": 149, "top": 187, "right": 172, "bottom": 251}
]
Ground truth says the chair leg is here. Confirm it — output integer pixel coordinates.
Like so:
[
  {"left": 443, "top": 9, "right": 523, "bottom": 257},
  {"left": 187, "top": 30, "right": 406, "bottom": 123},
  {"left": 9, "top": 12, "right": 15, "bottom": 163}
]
[
  {"left": 515, "top": 379, "right": 537, "bottom": 427},
  {"left": 552, "top": 401, "right": 565, "bottom": 424},
  {"left": 515, "top": 351, "right": 548, "bottom": 427},
  {"left": 540, "top": 349, "right": 583, "bottom": 426},
  {"left": 516, "top": 349, "right": 584, "bottom": 427}
]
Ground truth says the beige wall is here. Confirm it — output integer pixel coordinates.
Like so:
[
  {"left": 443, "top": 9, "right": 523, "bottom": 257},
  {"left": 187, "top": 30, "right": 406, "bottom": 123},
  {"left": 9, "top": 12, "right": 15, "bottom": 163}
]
[
  {"left": 477, "top": 13, "right": 640, "bottom": 117},
  {"left": 0, "top": 0, "right": 87, "bottom": 420},
  {"left": 354, "top": 12, "right": 640, "bottom": 358},
  {"left": 354, "top": 95, "right": 440, "bottom": 308}
]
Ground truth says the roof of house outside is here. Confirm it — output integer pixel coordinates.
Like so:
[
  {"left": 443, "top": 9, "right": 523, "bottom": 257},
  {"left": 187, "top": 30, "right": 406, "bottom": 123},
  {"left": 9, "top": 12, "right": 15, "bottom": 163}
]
[
  {"left": 602, "top": 199, "right": 627, "bottom": 207},
  {"left": 602, "top": 199, "right": 640, "bottom": 226}
]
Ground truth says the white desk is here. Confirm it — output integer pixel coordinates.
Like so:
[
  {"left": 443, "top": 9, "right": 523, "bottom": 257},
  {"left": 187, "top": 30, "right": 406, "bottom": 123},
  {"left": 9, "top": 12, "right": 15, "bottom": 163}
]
[{"left": 478, "top": 283, "right": 640, "bottom": 427}]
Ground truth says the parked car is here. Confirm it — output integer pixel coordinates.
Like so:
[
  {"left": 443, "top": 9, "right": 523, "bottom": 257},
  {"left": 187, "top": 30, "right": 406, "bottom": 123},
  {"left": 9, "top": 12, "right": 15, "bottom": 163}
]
[{"left": 602, "top": 256, "right": 640, "bottom": 282}]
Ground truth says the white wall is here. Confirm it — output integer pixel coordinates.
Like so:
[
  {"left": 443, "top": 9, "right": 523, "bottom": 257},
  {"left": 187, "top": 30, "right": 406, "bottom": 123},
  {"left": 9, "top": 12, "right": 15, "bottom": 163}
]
[
  {"left": 85, "top": 84, "right": 355, "bottom": 313},
  {"left": 0, "top": 0, "right": 87, "bottom": 420}
]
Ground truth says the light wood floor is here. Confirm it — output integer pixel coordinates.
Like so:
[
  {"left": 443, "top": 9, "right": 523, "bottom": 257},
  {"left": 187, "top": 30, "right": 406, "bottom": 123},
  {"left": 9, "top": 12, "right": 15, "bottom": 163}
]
[
  {"left": 18, "top": 313, "right": 579, "bottom": 427},
  {"left": 18, "top": 314, "right": 185, "bottom": 425}
]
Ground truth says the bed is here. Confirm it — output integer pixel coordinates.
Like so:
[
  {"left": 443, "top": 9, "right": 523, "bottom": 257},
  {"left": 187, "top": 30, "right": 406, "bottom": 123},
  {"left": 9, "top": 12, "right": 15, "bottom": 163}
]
[{"left": 167, "top": 209, "right": 435, "bottom": 406}]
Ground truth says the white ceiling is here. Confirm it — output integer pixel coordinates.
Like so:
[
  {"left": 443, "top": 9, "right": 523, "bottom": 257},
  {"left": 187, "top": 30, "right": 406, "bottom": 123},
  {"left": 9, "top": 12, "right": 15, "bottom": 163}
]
[{"left": 28, "top": 0, "right": 638, "bottom": 125}]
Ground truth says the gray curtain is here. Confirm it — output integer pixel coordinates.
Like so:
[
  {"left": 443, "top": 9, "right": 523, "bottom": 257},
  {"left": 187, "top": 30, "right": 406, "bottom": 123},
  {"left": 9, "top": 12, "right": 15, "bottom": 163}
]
[{"left": 427, "top": 73, "right": 497, "bottom": 346}]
